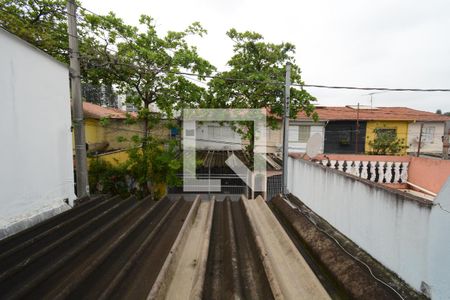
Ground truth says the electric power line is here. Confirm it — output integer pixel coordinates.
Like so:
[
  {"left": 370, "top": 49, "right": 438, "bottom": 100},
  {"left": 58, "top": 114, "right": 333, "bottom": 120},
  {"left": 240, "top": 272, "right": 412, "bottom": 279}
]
[
  {"left": 3, "top": 3, "right": 450, "bottom": 93},
  {"left": 70, "top": 4, "right": 450, "bottom": 93}
]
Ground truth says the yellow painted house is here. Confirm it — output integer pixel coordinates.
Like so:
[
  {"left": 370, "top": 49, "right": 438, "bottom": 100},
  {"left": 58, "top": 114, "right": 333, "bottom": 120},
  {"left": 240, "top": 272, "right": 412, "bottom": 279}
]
[
  {"left": 365, "top": 121, "right": 409, "bottom": 154},
  {"left": 77, "top": 102, "right": 172, "bottom": 165}
]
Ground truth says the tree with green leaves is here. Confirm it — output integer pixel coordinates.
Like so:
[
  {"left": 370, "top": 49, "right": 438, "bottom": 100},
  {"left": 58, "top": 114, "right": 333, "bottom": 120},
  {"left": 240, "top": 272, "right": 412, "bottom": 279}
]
[
  {"left": 0, "top": 0, "right": 120, "bottom": 106},
  {"left": 2, "top": 0, "right": 214, "bottom": 197},
  {"left": 0, "top": 0, "right": 69, "bottom": 62},
  {"left": 368, "top": 129, "right": 406, "bottom": 155},
  {"left": 82, "top": 13, "right": 215, "bottom": 141},
  {"left": 206, "top": 29, "right": 317, "bottom": 156},
  {"left": 80, "top": 13, "right": 214, "bottom": 195}
]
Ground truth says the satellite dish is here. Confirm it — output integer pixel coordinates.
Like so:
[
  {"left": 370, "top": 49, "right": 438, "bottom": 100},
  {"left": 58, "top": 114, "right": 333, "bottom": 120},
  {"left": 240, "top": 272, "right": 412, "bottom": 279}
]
[{"left": 306, "top": 133, "right": 322, "bottom": 159}]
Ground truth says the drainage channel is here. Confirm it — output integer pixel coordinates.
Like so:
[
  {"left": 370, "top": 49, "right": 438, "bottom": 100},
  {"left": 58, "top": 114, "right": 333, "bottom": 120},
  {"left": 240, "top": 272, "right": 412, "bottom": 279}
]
[
  {"left": 268, "top": 197, "right": 349, "bottom": 300},
  {"left": 203, "top": 197, "right": 274, "bottom": 299}
]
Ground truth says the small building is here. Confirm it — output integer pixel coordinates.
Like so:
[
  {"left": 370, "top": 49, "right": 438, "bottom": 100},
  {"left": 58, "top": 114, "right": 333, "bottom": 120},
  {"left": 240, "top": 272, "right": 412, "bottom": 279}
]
[
  {"left": 81, "top": 102, "right": 172, "bottom": 164},
  {"left": 195, "top": 122, "right": 242, "bottom": 151},
  {"left": 293, "top": 106, "right": 450, "bottom": 155},
  {"left": 288, "top": 121, "right": 326, "bottom": 153},
  {"left": 0, "top": 28, "right": 75, "bottom": 239},
  {"left": 364, "top": 107, "right": 449, "bottom": 155}
]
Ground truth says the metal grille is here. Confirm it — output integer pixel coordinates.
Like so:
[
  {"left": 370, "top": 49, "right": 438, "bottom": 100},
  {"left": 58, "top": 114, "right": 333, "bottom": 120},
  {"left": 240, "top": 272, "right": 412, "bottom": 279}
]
[{"left": 266, "top": 175, "right": 282, "bottom": 201}]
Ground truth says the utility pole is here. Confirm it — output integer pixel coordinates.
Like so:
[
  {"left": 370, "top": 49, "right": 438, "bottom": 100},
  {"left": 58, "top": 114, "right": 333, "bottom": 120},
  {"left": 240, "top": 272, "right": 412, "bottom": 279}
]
[
  {"left": 355, "top": 103, "right": 360, "bottom": 154},
  {"left": 417, "top": 122, "right": 424, "bottom": 157},
  {"left": 443, "top": 121, "right": 449, "bottom": 160},
  {"left": 282, "top": 62, "right": 291, "bottom": 195},
  {"left": 67, "top": 0, "right": 89, "bottom": 197}
]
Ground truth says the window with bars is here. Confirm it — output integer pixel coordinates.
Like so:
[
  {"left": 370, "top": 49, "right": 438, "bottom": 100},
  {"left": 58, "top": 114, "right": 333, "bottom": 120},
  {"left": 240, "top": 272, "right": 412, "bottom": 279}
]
[
  {"left": 422, "top": 126, "right": 435, "bottom": 143},
  {"left": 375, "top": 128, "right": 397, "bottom": 139},
  {"left": 289, "top": 125, "right": 310, "bottom": 142}
]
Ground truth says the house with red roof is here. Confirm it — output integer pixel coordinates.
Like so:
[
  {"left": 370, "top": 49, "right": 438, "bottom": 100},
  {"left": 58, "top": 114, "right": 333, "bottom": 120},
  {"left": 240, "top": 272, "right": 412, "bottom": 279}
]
[
  {"left": 289, "top": 105, "right": 450, "bottom": 155},
  {"left": 79, "top": 102, "right": 174, "bottom": 163}
]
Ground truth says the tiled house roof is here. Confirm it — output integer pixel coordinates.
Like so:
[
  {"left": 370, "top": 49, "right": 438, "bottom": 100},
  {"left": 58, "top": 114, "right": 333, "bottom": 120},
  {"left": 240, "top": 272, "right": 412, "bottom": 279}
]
[
  {"left": 296, "top": 106, "right": 450, "bottom": 122},
  {"left": 82, "top": 102, "right": 136, "bottom": 119}
]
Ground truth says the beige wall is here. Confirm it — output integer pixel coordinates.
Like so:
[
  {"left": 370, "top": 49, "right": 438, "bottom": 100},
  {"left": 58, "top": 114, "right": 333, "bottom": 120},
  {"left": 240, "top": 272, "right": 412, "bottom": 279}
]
[
  {"left": 407, "top": 122, "right": 445, "bottom": 154},
  {"left": 83, "top": 118, "right": 172, "bottom": 153},
  {"left": 266, "top": 126, "right": 282, "bottom": 153}
]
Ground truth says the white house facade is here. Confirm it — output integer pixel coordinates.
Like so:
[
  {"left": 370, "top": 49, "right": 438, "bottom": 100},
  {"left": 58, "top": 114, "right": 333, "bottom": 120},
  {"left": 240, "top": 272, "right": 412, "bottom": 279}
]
[
  {"left": 0, "top": 29, "right": 76, "bottom": 239},
  {"left": 288, "top": 122, "right": 325, "bottom": 153},
  {"left": 407, "top": 121, "right": 446, "bottom": 154},
  {"left": 195, "top": 122, "right": 242, "bottom": 151}
]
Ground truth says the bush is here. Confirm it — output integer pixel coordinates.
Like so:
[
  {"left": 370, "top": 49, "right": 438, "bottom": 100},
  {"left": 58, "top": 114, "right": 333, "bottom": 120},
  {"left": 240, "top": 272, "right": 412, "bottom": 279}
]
[
  {"left": 368, "top": 129, "right": 407, "bottom": 155},
  {"left": 88, "top": 158, "right": 129, "bottom": 197},
  {"left": 88, "top": 136, "right": 182, "bottom": 200}
]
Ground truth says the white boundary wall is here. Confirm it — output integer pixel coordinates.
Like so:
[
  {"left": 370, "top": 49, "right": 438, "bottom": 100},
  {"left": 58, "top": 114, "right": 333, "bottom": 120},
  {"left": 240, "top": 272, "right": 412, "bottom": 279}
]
[
  {"left": 0, "top": 29, "right": 75, "bottom": 239},
  {"left": 288, "top": 157, "right": 450, "bottom": 299}
]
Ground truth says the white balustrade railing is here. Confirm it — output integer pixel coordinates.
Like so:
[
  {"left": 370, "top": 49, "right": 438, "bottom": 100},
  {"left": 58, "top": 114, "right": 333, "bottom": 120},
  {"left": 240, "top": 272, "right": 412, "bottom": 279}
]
[{"left": 318, "top": 159, "right": 409, "bottom": 183}]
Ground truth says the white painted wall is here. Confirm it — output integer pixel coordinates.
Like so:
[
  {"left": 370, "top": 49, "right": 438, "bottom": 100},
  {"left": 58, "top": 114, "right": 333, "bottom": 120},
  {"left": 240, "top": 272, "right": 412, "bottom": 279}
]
[
  {"left": 288, "top": 124, "right": 325, "bottom": 153},
  {"left": 408, "top": 122, "right": 445, "bottom": 154},
  {"left": 288, "top": 157, "right": 450, "bottom": 298},
  {"left": 195, "top": 122, "right": 242, "bottom": 150},
  {"left": 0, "top": 29, "right": 75, "bottom": 239},
  {"left": 427, "top": 178, "right": 450, "bottom": 299}
]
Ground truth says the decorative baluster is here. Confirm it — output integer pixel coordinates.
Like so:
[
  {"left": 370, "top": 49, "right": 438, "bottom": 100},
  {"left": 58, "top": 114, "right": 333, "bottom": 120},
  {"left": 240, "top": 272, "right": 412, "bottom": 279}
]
[
  {"left": 347, "top": 161, "right": 357, "bottom": 176},
  {"left": 400, "top": 162, "right": 409, "bottom": 182},
  {"left": 353, "top": 161, "right": 361, "bottom": 176},
  {"left": 346, "top": 161, "right": 355, "bottom": 175},
  {"left": 370, "top": 161, "right": 377, "bottom": 181},
  {"left": 385, "top": 162, "right": 393, "bottom": 183},
  {"left": 330, "top": 160, "right": 337, "bottom": 169},
  {"left": 361, "top": 161, "right": 369, "bottom": 179},
  {"left": 321, "top": 159, "right": 328, "bottom": 166},
  {"left": 343, "top": 161, "right": 349, "bottom": 173},
  {"left": 334, "top": 160, "right": 340, "bottom": 170},
  {"left": 337, "top": 160, "right": 345, "bottom": 172},
  {"left": 377, "top": 162, "right": 386, "bottom": 183},
  {"left": 393, "top": 162, "right": 401, "bottom": 183}
]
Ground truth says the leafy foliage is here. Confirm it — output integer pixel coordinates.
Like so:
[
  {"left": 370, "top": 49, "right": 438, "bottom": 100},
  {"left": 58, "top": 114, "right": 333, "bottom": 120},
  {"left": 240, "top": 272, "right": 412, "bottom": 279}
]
[
  {"left": 206, "top": 29, "right": 317, "bottom": 154},
  {"left": 3, "top": 1, "right": 318, "bottom": 195},
  {"left": 0, "top": 0, "right": 120, "bottom": 106},
  {"left": 80, "top": 13, "right": 213, "bottom": 196},
  {"left": 0, "top": 0, "right": 69, "bottom": 62},
  {"left": 88, "top": 136, "right": 182, "bottom": 199},
  {"left": 81, "top": 14, "right": 214, "bottom": 117},
  {"left": 125, "top": 136, "right": 182, "bottom": 198},
  {"left": 368, "top": 129, "right": 406, "bottom": 155},
  {"left": 88, "top": 158, "right": 129, "bottom": 196}
]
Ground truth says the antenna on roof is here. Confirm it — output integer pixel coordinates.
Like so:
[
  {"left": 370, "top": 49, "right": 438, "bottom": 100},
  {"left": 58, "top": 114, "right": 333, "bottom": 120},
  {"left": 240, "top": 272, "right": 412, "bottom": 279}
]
[{"left": 362, "top": 91, "right": 388, "bottom": 108}]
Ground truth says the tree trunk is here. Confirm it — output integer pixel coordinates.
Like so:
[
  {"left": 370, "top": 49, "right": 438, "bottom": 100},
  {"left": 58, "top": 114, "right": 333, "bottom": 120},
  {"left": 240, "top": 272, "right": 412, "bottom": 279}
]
[
  {"left": 142, "top": 100, "right": 150, "bottom": 195},
  {"left": 245, "top": 122, "right": 255, "bottom": 167}
]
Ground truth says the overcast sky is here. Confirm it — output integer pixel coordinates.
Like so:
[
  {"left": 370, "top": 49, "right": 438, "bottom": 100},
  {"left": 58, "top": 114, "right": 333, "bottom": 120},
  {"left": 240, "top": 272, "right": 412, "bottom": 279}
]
[{"left": 84, "top": 0, "right": 450, "bottom": 113}]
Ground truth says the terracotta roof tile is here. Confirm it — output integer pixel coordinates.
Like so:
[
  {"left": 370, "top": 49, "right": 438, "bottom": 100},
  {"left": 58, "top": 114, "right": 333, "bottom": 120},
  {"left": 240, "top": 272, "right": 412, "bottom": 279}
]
[
  {"left": 296, "top": 106, "right": 450, "bottom": 122},
  {"left": 82, "top": 102, "right": 136, "bottom": 119}
]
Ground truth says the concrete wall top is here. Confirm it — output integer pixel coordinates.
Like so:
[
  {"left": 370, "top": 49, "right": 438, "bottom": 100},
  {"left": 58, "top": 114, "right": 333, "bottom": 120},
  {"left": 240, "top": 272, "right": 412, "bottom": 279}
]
[{"left": 313, "top": 153, "right": 411, "bottom": 162}]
